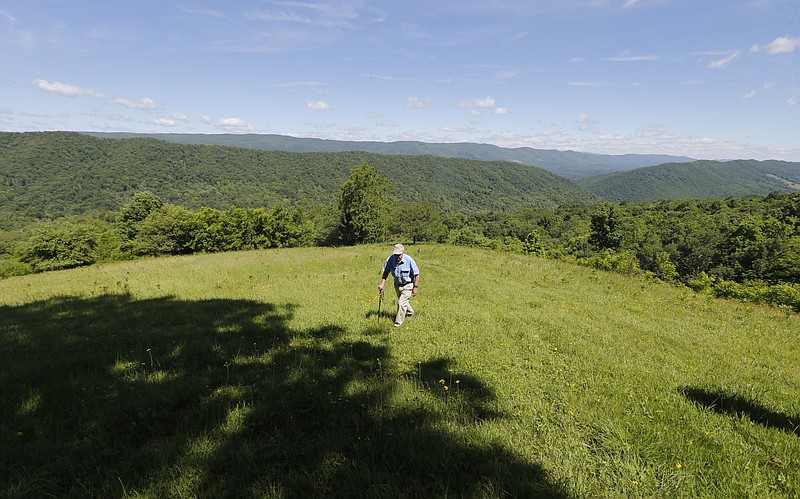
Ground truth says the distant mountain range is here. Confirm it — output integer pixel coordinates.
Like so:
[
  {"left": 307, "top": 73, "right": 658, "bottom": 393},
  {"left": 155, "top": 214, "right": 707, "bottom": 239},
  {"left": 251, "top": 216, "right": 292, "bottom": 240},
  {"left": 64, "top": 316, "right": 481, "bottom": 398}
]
[
  {"left": 83, "top": 132, "right": 695, "bottom": 179},
  {"left": 0, "top": 132, "right": 597, "bottom": 227},
  {"left": 2, "top": 132, "right": 798, "bottom": 230}
]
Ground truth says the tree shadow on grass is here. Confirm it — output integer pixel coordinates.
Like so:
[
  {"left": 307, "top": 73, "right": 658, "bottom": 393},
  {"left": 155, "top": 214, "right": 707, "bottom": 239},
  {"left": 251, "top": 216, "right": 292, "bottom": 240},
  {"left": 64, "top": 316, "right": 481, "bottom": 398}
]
[
  {"left": 1, "top": 294, "right": 568, "bottom": 498},
  {"left": 679, "top": 387, "right": 799, "bottom": 436}
]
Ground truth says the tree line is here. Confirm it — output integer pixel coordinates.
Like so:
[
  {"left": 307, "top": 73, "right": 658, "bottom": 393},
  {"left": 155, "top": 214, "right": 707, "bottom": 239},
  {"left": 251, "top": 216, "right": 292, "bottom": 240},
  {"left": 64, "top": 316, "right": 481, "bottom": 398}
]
[{"left": 1, "top": 163, "right": 798, "bottom": 311}]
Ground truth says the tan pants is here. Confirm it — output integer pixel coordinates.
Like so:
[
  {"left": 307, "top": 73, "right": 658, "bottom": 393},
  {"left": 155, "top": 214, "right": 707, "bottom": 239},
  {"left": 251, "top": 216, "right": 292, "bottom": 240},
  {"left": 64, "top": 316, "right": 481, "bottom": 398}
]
[{"left": 394, "top": 282, "right": 415, "bottom": 325}]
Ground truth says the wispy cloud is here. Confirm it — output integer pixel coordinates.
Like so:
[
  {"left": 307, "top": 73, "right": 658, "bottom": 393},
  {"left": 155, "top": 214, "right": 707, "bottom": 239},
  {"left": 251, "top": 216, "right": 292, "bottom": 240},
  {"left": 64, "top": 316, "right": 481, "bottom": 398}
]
[
  {"left": 440, "top": 124, "right": 478, "bottom": 133},
  {"left": 179, "top": 6, "right": 228, "bottom": 18},
  {"left": 606, "top": 53, "right": 658, "bottom": 62},
  {"left": 750, "top": 35, "right": 800, "bottom": 55},
  {"left": 568, "top": 81, "right": 607, "bottom": 87},
  {"left": 33, "top": 79, "right": 159, "bottom": 110},
  {"left": 246, "top": 1, "right": 359, "bottom": 27},
  {"left": 708, "top": 51, "right": 740, "bottom": 69},
  {"left": 496, "top": 70, "right": 519, "bottom": 79},
  {"left": 741, "top": 82, "right": 771, "bottom": 100},
  {"left": 0, "top": 9, "right": 17, "bottom": 22}
]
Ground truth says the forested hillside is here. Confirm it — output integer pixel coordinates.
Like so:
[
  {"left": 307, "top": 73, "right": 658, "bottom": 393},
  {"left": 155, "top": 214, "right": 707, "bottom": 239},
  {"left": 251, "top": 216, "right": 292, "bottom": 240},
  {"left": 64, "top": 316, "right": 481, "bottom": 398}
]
[
  {"left": 85, "top": 132, "right": 694, "bottom": 179},
  {"left": 579, "top": 159, "right": 800, "bottom": 202},
  {"left": 0, "top": 132, "right": 597, "bottom": 228}
]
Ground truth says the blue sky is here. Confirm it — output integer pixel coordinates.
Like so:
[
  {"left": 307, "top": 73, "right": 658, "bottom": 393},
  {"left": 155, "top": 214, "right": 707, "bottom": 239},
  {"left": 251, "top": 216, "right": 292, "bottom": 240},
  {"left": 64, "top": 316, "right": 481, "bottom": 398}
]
[{"left": 2, "top": 0, "right": 799, "bottom": 160}]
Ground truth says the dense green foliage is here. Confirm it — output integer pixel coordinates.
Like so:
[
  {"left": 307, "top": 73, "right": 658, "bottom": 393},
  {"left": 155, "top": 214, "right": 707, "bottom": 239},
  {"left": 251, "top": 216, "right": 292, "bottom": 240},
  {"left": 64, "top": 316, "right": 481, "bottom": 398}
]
[
  {"left": 445, "top": 193, "right": 800, "bottom": 310},
  {"left": 579, "top": 160, "right": 800, "bottom": 202},
  {"left": 0, "top": 131, "right": 597, "bottom": 230},
  {"left": 337, "top": 163, "right": 394, "bottom": 244}
]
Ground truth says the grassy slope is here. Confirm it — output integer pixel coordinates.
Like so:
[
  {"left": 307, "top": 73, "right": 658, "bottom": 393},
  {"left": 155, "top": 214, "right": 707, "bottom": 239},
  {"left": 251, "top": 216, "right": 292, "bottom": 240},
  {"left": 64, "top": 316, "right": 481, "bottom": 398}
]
[
  {"left": 1, "top": 246, "right": 798, "bottom": 497},
  {"left": 579, "top": 159, "right": 800, "bottom": 202}
]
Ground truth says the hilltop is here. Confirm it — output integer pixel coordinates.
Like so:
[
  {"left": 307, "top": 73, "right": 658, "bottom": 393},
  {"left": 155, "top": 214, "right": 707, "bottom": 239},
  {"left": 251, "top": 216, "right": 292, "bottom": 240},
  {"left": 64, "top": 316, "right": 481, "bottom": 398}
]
[
  {"left": 578, "top": 159, "right": 800, "bottom": 202},
  {"left": 84, "top": 132, "right": 694, "bottom": 179}
]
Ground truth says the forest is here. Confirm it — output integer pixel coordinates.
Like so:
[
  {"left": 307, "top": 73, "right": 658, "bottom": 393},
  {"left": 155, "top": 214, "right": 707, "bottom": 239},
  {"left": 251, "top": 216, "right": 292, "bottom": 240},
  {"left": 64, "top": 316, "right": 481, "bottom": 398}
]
[{"left": 1, "top": 132, "right": 798, "bottom": 311}]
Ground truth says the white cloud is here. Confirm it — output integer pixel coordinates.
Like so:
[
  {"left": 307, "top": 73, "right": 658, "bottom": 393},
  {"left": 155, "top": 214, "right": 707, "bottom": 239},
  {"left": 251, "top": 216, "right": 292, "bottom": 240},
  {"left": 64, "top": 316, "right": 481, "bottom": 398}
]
[
  {"left": 107, "top": 97, "right": 158, "bottom": 110},
  {"left": 474, "top": 96, "right": 495, "bottom": 108},
  {"left": 751, "top": 36, "right": 800, "bottom": 55},
  {"left": 216, "top": 117, "right": 255, "bottom": 132},
  {"left": 33, "top": 79, "right": 159, "bottom": 110},
  {"left": 406, "top": 96, "right": 431, "bottom": 108},
  {"left": 172, "top": 112, "right": 190, "bottom": 122},
  {"left": 201, "top": 116, "right": 213, "bottom": 125},
  {"left": 34, "top": 79, "right": 104, "bottom": 99},
  {"left": 708, "top": 51, "right": 740, "bottom": 69},
  {"left": 494, "top": 107, "right": 510, "bottom": 115},
  {"left": 786, "top": 94, "right": 798, "bottom": 107},
  {"left": 743, "top": 89, "right": 757, "bottom": 99},
  {"left": 623, "top": 0, "right": 640, "bottom": 8},
  {"left": 152, "top": 118, "right": 176, "bottom": 127},
  {"left": 307, "top": 100, "right": 331, "bottom": 111}
]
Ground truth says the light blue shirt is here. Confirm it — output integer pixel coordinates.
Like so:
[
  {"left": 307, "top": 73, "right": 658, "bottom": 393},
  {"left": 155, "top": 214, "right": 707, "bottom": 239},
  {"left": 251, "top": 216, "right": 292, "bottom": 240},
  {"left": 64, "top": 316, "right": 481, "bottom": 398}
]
[{"left": 382, "top": 254, "right": 419, "bottom": 286}]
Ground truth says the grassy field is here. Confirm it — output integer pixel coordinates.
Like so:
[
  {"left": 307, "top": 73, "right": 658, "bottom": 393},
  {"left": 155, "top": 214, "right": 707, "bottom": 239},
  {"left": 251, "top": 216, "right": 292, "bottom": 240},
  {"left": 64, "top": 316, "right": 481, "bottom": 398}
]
[{"left": 1, "top": 244, "right": 798, "bottom": 497}]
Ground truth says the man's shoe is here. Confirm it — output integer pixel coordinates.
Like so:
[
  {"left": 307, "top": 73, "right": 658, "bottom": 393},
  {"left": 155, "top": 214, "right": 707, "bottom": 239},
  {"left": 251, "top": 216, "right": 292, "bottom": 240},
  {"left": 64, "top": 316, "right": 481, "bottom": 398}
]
[{"left": 393, "top": 322, "right": 402, "bottom": 327}]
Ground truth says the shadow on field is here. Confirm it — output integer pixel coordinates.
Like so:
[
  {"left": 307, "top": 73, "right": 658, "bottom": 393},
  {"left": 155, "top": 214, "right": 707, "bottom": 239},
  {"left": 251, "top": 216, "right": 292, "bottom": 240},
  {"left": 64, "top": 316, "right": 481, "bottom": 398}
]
[
  {"left": 1, "top": 293, "right": 568, "bottom": 498},
  {"left": 680, "top": 387, "right": 799, "bottom": 436}
]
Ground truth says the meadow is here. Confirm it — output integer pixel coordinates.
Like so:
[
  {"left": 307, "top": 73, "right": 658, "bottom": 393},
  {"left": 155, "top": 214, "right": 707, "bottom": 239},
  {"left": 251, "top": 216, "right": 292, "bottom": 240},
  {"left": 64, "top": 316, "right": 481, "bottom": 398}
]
[{"left": 1, "top": 244, "right": 798, "bottom": 497}]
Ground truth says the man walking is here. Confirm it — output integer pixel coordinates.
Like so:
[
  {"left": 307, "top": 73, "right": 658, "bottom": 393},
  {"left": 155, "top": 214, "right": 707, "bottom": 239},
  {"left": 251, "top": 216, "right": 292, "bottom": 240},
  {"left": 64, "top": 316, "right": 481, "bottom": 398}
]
[{"left": 378, "top": 244, "right": 420, "bottom": 327}]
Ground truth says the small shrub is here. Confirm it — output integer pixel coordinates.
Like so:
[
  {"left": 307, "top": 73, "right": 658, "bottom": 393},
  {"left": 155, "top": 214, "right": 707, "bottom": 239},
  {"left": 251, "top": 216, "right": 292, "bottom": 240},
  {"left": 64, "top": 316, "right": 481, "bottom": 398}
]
[
  {"left": 688, "top": 272, "right": 715, "bottom": 294},
  {"left": 0, "top": 258, "right": 33, "bottom": 278}
]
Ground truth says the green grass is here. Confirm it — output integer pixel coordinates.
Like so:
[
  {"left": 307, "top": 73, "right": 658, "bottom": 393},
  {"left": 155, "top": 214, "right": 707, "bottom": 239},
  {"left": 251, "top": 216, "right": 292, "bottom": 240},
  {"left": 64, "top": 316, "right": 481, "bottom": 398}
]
[{"left": 1, "top": 245, "right": 798, "bottom": 497}]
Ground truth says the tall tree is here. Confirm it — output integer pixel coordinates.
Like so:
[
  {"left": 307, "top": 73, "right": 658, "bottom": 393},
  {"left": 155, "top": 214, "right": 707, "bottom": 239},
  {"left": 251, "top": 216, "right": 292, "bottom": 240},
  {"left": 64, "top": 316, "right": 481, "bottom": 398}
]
[
  {"left": 337, "top": 163, "right": 394, "bottom": 245},
  {"left": 588, "top": 204, "right": 622, "bottom": 251},
  {"left": 392, "top": 201, "right": 447, "bottom": 243}
]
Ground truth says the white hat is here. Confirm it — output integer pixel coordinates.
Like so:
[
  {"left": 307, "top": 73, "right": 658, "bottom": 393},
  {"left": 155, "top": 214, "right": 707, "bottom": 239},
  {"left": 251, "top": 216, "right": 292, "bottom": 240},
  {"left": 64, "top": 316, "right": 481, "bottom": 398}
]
[{"left": 392, "top": 243, "right": 405, "bottom": 255}]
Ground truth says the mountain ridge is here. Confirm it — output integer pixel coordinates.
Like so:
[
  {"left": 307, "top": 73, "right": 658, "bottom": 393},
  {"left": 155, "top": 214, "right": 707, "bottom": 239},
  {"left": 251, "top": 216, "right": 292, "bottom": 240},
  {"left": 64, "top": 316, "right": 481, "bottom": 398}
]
[
  {"left": 578, "top": 159, "right": 800, "bottom": 202},
  {"left": 83, "top": 132, "right": 695, "bottom": 179}
]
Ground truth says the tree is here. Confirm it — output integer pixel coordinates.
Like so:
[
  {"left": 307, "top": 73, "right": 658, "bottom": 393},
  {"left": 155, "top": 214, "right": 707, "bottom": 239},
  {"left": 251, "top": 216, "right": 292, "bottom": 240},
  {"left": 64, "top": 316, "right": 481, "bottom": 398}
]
[
  {"left": 337, "top": 163, "right": 394, "bottom": 245},
  {"left": 117, "top": 191, "right": 165, "bottom": 246},
  {"left": 132, "top": 204, "right": 195, "bottom": 256},
  {"left": 714, "top": 215, "right": 791, "bottom": 282},
  {"left": 522, "top": 230, "right": 547, "bottom": 257},
  {"left": 392, "top": 201, "right": 447, "bottom": 243},
  {"left": 588, "top": 204, "right": 622, "bottom": 251}
]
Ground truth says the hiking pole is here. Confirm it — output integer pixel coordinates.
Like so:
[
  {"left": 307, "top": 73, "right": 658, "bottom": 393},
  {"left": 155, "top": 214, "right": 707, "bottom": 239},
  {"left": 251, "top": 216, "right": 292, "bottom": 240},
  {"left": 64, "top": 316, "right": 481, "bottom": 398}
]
[{"left": 377, "top": 287, "right": 384, "bottom": 326}]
